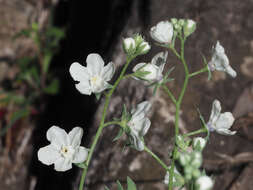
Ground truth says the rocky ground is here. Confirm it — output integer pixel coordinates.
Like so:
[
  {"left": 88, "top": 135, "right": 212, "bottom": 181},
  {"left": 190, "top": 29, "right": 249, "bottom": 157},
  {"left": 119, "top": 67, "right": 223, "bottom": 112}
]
[{"left": 0, "top": 0, "right": 253, "bottom": 190}]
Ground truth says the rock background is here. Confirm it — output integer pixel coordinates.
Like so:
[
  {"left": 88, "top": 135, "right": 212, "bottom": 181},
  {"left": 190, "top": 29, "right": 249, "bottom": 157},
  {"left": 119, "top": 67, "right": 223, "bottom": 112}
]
[{"left": 0, "top": 0, "right": 253, "bottom": 190}]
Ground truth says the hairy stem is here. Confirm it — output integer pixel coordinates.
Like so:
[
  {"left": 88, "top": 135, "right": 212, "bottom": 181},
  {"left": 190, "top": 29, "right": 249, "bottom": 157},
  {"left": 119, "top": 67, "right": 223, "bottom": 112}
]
[
  {"left": 162, "top": 85, "right": 177, "bottom": 104},
  {"left": 144, "top": 146, "right": 169, "bottom": 171},
  {"left": 168, "top": 36, "right": 189, "bottom": 190}
]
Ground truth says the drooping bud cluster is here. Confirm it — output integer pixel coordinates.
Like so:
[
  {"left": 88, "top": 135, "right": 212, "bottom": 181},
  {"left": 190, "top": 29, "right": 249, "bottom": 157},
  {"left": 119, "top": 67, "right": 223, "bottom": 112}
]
[{"left": 123, "top": 34, "right": 150, "bottom": 56}]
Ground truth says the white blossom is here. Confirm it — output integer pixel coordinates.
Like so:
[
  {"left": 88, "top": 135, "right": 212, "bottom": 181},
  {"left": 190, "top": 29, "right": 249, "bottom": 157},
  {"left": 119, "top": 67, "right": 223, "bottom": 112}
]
[
  {"left": 38, "top": 126, "right": 88, "bottom": 172},
  {"left": 150, "top": 21, "right": 174, "bottom": 44},
  {"left": 127, "top": 101, "right": 151, "bottom": 151},
  {"left": 133, "top": 51, "right": 168, "bottom": 83},
  {"left": 193, "top": 137, "right": 206, "bottom": 151},
  {"left": 208, "top": 41, "right": 237, "bottom": 78},
  {"left": 196, "top": 176, "right": 213, "bottom": 190},
  {"left": 207, "top": 99, "right": 236, "bottom": 135},
  {"left": 69, "top": 53, "right": 115, "bottom": 95}
]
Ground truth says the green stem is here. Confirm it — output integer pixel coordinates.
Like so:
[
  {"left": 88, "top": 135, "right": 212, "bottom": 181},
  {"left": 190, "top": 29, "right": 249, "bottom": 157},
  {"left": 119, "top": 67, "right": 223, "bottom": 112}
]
[
  {"left": 79, "top": 56, "right": 134, "bottom": 190},
  {"left": 162, "top": 85, "right": 177, "bottom": 105},
  {"left": 168, "top": 36, "right": 189, "bottom": 190},
  {"left": 144, "top": 146, "right": 169, "bottom": 171},
  {"left": 183, "top": 128, "right": 207, "bottom": 137},
  {"left": 189, "top": 67, "right": 208, "bottom": 78},
  {"left": 103, "top": 121, "right": 122, "bottom": 128}
]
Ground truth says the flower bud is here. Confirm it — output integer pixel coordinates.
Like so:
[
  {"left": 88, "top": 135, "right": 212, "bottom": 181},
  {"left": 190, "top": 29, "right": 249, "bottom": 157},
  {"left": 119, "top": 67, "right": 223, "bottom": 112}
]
[
  {"left": 191, "top": 152, "right": 202, "bottom": 168},
  {"left": 139, "top": 41, "right": 151, "bottom": 54},
  {"left": 195, "top": 176, "right": 213, "bottom": 190},
  {"left": 193, "top": 137, "right": 206, "bottom": 151},
  {"left": 123, "top": 37, "right": 136, "bottom": 54},
  {"left": 179, "top": 153, "right": 191, "bottom": 166},
  {"left": 183, "top": 19, "right": 196, "bottom": 37}
]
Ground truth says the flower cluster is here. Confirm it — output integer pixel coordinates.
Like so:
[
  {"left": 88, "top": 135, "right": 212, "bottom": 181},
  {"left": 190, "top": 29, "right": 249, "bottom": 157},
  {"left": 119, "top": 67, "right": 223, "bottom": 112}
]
[{"left": 123, "top": 34, "right": 150, "bottom": 56}]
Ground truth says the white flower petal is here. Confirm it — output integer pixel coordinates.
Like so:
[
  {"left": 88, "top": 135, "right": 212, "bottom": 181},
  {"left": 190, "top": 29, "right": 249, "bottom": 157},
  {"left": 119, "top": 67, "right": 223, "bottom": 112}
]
[
  {"left": 131, "top": 101, "right": 151, "bottom": 118},
  {"left": 72, "top": 146, "right": 89, "bottom": 163},
  {"left": 86, "top": 53, "right": 104, "bottom": 75},
  {"left": 38, "top": 145, "right": 61, "bottom": 165},
  {"left": 216, "top": 128, "right": 237, "bottom": 135},
  {"left": 75, "top": 82, "right": 92, "bottom": 95},
  {"left": 140, "top": 118, "right": 151, "bottom": 136},
  {"left": 133, "top": 63, "right": 147, "bottom": 73},
  {"left": 68, "top": 127, "right": 83, "bottom": 147},
  {"left": 225, "top": 65, "right": 237, "bottom": 78},
  {"left": 208, "top": 99, "right": 221, "bottom": 125},
  {"left": 54, "top": 157, "right": 72, "bottom": 172},
  {"left": 46, "top": 126, "right": 68, "bottom": 149},
  {"left": 150, "top": 21, "right": 173, "bottom": 44},
  {"left": 69, "top": 62, "right": 90, "bottom": 82},
  {"left": 101, "top": 62, "right": 115, "bottom": 81},
  {"left": 129, "top": 131, "right": 144, "bottom": 151},
  {"left": 215, "top": 112, "right": 235, "bottom": 130}
]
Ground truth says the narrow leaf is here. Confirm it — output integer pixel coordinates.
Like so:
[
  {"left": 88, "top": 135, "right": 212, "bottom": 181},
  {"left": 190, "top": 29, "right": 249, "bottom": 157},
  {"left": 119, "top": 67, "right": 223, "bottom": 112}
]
[{"left": 127, "top": 177, "right": 137, "bottom": 190}]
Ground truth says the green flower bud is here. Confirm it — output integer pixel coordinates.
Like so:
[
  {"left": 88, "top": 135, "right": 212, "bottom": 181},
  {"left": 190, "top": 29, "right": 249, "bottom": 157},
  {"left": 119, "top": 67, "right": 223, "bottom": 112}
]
[{"left": 183, "top": 19, "right": 196, "bottom": 37}]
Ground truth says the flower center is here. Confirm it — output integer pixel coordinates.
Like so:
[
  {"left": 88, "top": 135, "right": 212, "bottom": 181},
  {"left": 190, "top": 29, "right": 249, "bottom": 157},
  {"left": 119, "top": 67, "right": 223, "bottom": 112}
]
[
  {"left": 90, "top": 76, "right": 103, "bottom": 89},
  {"left": 60, "top": 146, "right": 75, "bottom": 159}
]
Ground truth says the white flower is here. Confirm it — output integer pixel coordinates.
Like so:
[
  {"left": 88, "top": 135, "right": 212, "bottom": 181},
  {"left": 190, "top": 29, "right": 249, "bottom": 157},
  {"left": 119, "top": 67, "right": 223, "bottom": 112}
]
[
  {"left": 196, "top": 176, "right": 213, "bottom": 190},
  {"left": 69, "top": 53, "right": 115, "bottom": 95},
  {"left": 207, "top": 99, "right": 236, "bottom": 135},
  {"left": 123, "top": 38, "right": 136, "bottom": 53},
  {"left": 127, "top": 101, "right": 151, "bottom": 151},
  {"left": 150, "top": 21, "right": 174, "bottom": 44},
  {"left": 193, "top": 137, "right": 206, "bottom": 151},
  {"left": 38, "top": 126, "right": 88, "bottom": 172},
  {"left": 133, "top": 51, "right": 168, "bottom": 83},
  {"left": 208, "top": 41, "right": 237, "bottom": 78}
]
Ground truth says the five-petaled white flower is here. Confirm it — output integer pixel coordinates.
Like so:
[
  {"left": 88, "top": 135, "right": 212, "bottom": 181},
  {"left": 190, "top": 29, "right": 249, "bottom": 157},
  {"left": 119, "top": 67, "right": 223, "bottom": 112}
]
[
  {"left": 208, "top": 41, "right": 237, "bottom": 78},
  {"left": 69, "top": 53, "right": 115, "bottom": 95},
  {"left": 127, "top": 101, "right": 151, "bottom": 151},
  {"left": 38, "top": 126, "right": 88, "bottom": 172},
  {"left": 150, "top": 21, "right": 174, "bottom": 44},
  {"left": 133, "top": 51, "right": 168, "bottom": 83},
  {"left": 196, "top": 176, "right": 213, "bottom": 190},
  {"left": 207, "top": 99, "right": 236, "bottom": 135}
]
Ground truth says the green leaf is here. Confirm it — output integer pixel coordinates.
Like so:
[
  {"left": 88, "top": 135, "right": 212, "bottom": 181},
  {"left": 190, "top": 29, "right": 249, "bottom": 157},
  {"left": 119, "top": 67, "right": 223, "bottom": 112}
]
[
  {"left": 0, "top": 108, "right": 30, "bottom": 137},
  {"left": 127, "top": 177, "right": 137, "bottom": 190},
  {"left": 43, "top": 79, "right": 59, "bottom": 95},
  {"left": 197, "top": 108, "right": 210, "bottom": 139},
  {"left": 74, "top": 162, "right": 87, "bottom": 169},
  {"left": 13, "top": 29, "right": 32, "bottom": 39},
  {"left": 104, "top": 186, "right": 110, "bottom": 190},
  {"left": 117, "top": 180, "right": 124, "bottom": 190},
  {"left": 42, "top": 53, "right": 53, "bottom": 74},
  {"left": 113, "top": 128, "right": 124, "bottom": 142}
]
